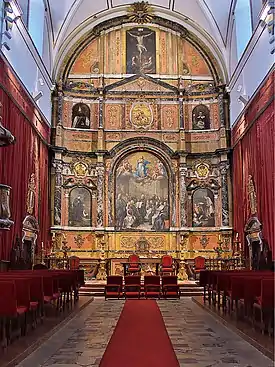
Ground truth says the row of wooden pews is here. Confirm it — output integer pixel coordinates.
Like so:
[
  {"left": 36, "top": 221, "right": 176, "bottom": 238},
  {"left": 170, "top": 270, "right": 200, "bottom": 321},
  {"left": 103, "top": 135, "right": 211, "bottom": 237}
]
[
  {"left": 0, "top": 269, "right": 85, "bottom": 350},
  {"left": 200, "top": 270, "right": 274, "bottom": 335}
]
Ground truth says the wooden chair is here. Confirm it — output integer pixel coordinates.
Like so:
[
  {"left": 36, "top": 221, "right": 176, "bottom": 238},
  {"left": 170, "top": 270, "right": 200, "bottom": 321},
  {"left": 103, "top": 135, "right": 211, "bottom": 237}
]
[
  {"left": 105, "top": 276, "right": 123, "bottom": 300},
  {"left": 193, "top": 256, "right": 206, "bottom": 280},
  {"left": 124, "top": 275, "right": 141, "bottom": 298},
  {"left": 127, "top": 254, "right": 141, "bottom": 275},
  {"left": 159, "top": 255, "right": 174, "bottom": 276},
  {"left": 162, "top": 276, "right": 180, "bottom": 299},
  {"left": 144, "top": 275, "right": 161, "bottom": 299}
]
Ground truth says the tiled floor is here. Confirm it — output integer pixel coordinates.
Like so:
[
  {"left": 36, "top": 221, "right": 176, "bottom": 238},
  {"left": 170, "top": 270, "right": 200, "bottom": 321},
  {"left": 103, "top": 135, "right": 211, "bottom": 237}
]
[{"left": 16, "top": 298, "right": 273, "bottom": 367}]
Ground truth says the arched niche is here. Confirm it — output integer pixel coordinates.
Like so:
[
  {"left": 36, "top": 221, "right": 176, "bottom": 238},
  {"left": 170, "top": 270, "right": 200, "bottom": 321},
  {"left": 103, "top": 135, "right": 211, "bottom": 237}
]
[
  {"left": 192, "top": 188, "right": 215, "bottom": 227},
  {"left": 192, "top": 105, "right": 210, "bottom": 130},
  {"left": 69, "top": 187, "right": 92, "bottom": 227},
  {"left": 115, "top": 151, "right": 169, "bottom": 231},
  {"left": 72, "top": 103, "right": 90, "bottom": 129}
]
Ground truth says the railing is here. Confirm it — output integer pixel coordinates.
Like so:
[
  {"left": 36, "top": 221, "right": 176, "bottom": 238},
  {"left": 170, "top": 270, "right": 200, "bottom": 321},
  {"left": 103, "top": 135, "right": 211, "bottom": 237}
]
[{"left": 205, "top": 257, "right": 249, "bottom": 271}]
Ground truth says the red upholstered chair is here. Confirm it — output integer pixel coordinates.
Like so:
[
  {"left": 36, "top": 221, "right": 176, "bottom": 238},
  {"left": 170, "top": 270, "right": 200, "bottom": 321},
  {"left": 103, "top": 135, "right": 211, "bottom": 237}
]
[
  {"left": 144, "top": 275, "right": 161, "bottom": 299},
  {"left": 127, "top": 254, "right": 141, "bottom": 275},
  {"left": 160, "top": 255, "right": 174, "bottom": 276},
  {"left": 162, "top": 276, "right": 180, "bottom": 299},
  {"left": 69, "top": 256, "right": 80, "bottom": 270},
  {"left": 105, "top": 276, "right": 123, "bottom": 300},
  {"left": 193, "top": 256, "right": 206, "bottom": 280},
  {"left": 124, "top": 275, "right": 141, "bottom": 298}
]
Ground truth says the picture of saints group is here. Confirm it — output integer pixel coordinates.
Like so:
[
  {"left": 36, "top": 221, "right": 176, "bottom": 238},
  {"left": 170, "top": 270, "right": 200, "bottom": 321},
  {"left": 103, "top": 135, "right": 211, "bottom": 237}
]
[{"left": 115, "top": 152, "right": 169, "bottom": 231}]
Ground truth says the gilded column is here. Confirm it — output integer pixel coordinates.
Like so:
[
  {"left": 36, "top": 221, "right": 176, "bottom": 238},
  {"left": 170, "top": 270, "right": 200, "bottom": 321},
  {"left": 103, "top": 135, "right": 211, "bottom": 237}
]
[
  {"left": 220, "top": 162, "right": 230, "bottom": 226},
  {"left": 179, "top": 165, "right": 187, "bottom": 227},
  {"left": 96, "top": 164, "right": 105, "bottom": 228},
  {"left": 53, "top": 160, "right": 63, "bottom": 226}
]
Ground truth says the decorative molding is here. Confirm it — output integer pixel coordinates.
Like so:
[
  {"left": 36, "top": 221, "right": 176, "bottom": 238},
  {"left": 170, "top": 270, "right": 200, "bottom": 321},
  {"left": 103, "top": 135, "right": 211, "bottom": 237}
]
[{"left": 127, "top": 1, "right": 154, "bottom": 24}]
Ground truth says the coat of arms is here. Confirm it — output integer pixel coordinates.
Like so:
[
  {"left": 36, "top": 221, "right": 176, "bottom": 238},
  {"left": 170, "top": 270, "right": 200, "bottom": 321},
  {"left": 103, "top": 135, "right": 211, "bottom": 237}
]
[{"left": 130, "top": 102, "right": 153, "bottom": 129}]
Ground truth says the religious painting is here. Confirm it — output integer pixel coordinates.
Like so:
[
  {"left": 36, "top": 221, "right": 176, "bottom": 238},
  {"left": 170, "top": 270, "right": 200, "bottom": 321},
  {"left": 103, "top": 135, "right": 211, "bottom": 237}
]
[
  {"left": 69, "top": 188, "right": 91, "bottom": 227},
  {"left": 192, "top": 105, "right": 210, "bottom": 130},
  {"left": 192, "top": 188, "right": 215, "bottom": 227},
  {"left": 72, "top": 103, "right": 90, "bottom": 129},
  {"left": 115, "top": 152, "right": 169, "bottom": 231},
  {"left": 126, "top": 27, "right": 156, "bottom": 74}
]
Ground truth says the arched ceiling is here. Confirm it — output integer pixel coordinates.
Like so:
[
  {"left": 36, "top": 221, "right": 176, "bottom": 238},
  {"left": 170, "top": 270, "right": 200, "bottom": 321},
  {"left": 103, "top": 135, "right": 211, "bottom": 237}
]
[
  {"left": 47, "top": 0, "right": 234, "bottom": 81},
  {"left": 47, "top": 0, "right": 233, "bottom": 46}
]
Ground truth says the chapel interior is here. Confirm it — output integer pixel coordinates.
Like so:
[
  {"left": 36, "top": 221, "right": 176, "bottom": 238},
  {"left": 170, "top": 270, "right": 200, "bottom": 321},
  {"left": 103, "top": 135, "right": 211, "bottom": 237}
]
[{"left": 0, "top": 1, "right": 274, "bottom": 366}]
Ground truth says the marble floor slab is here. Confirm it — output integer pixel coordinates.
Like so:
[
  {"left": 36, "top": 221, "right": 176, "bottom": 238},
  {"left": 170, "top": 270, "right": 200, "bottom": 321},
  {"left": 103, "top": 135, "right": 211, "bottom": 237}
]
[
  {"left": 158, "top": 299, "right": 274, "bottom": 367},
  {"left": 16, "top": 298, "right": 273, "bottom": 367}
]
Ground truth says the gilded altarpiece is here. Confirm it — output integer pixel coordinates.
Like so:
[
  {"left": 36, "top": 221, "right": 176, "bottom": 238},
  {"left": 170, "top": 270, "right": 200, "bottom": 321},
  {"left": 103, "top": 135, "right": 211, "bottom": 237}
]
[{"left": 51, "top": 16, "right": 232, "bottom": 271}]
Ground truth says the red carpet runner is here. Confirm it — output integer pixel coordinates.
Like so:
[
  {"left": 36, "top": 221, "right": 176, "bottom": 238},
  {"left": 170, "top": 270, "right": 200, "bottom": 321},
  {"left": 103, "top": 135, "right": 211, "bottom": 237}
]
[{"left": 100, "top": 300, "right": 179, "bottom": 367}]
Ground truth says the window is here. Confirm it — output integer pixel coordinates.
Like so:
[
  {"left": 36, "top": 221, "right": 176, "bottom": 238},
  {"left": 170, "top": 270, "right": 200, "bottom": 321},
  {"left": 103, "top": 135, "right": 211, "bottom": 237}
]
[
  {"left": 17, "top": 0, "right": 29, "bottom": 26},
  {"left": 28, "top": 0, "right": 45, "bottom": 55},
  {"left": 16, "top": 0, "right": 44, "bottom": 55},
  {"left": 235, "top": 0, "right": 253, "bottom": 59}
]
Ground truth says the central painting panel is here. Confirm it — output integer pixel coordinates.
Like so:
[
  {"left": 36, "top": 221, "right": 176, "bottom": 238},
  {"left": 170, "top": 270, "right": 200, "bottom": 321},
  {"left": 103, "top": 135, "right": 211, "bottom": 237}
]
[{"left": 115, "top": 152, "right": 169, "bottom": 231}]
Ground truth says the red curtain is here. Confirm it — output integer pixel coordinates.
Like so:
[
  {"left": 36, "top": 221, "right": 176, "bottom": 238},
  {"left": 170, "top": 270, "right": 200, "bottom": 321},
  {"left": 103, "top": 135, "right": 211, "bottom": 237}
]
[
  {"left": 233, "top": 102, "right": 275, "bottom": 259},
  {"left": 0, "top": 88, "right": 50, "bottom": 260}
]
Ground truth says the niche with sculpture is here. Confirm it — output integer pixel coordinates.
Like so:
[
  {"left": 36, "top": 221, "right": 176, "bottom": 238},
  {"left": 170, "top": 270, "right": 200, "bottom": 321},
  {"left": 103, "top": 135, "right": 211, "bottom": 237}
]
[
  {"left": 69, "top": 187, "right": 91, "bottom": 227},
  {"left": 192, "top": 104, "right": 210, "bottom": 130},
  {"left": 192, "top": 188, "right": 215, "bottom": 227},
  {"left": 72, "top": 103, "right": 90, "bottom": 129},
  {"left": 115, "top": 152, "right": 169, "bottom": 231}
]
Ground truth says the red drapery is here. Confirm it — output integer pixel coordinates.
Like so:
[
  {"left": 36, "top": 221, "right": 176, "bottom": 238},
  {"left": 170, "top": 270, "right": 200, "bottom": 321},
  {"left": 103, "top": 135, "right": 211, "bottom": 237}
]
[
  {"left": 233, "top": 102, "right": 275, "bottom": 258},
  {"left": 0, "top": 87, "right": 50, "bottom": 261}
]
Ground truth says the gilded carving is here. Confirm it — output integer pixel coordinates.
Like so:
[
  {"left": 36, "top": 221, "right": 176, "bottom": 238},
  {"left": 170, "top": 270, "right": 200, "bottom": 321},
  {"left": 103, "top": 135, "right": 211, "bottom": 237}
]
[
  {"left": 74, "top": 234, "right": 85, "bottom": 248},
  {"left": 127, "top": 2, "right": 154, "bottom": 24},
  {"left": 73, "top": 162, "right": 88, "bottom": 177},
  {"left": 248, "top": 175, "right": 257, "bottom": 215},
  {"left": 130, "top": 102, "right": 153, "bottom": 129},
  {"left": 26, "top": 173, "right": 36, "bottom": 215}
]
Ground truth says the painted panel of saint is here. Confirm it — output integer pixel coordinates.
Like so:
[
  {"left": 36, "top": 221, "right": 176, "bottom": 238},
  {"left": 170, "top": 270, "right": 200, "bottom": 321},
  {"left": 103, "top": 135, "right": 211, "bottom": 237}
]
[
  {"left": 192, "top": 105, "right": 210, "bottom": 130},
  {"left": 192, "top": 188, "right": 215, "bottom": 227},
  {"left": 115, "top": 152, "right": 169, "bottom": 231},
  {"left": 72, "top": 103, "right": 90, "bottom": 129},
  {"left": 69, "top": 188, "right": 91, "bottom": 227},
  {"left": 126, "top": 27, "right": 156, "bottom": 74}
]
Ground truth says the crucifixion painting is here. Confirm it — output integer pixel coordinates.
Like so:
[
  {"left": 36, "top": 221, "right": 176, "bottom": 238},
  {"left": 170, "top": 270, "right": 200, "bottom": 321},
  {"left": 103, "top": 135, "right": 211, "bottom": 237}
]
[{"left": 126, "top": 27, "right": 156, "bottom": 74}]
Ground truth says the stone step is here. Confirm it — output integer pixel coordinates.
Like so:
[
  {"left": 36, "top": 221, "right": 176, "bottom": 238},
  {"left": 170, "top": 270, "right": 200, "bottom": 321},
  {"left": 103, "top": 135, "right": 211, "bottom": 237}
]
[{"left": 79, "top": 283, "right": 204, "bottom": 297}]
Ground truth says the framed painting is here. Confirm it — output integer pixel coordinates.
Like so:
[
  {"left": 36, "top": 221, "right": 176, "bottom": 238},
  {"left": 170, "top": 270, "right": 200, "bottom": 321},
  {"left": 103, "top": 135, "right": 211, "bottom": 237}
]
[{"left": 115, "top": 152, "right": 169, "bottom": 231}]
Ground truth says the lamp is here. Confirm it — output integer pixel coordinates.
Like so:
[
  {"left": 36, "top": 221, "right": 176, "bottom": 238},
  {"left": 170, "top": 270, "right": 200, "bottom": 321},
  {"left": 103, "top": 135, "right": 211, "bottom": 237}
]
[
  {"left": 33, "top": 91, "right": 43, "bottom": 102},
  {"left": 238, "top": 95, "right": 249, "bottom": 104}
]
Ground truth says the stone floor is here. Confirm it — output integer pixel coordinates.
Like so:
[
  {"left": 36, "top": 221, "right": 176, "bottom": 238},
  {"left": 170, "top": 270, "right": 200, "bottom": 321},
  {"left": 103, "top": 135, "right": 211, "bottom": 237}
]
[{"left": 16, "top": 298, "right": 273, "bottom": 367}]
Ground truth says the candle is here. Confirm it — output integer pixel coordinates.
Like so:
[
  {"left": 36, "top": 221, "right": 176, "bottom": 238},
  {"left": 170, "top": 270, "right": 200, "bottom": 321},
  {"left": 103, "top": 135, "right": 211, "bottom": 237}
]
[
  {"left": 41, "top": 241, "right": 44, "bottom": 250},
  {"left": 218, "top": 234, "right": 221, "bottom": 241},
  {"left": 236, "top": 232, "right": 239, "bottom": 240}
]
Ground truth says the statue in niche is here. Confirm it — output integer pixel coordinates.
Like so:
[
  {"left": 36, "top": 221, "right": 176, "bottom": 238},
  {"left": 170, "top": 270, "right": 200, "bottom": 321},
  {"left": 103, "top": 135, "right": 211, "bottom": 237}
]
[
  {"left": 192, "top": 105, "right": 210, "bottom": 130},
  {"left": 192, "top": 188, "right": 215, "bottom": 227},
  {"left": 72, "top": 103, "right": 90, "bottom": 129}
]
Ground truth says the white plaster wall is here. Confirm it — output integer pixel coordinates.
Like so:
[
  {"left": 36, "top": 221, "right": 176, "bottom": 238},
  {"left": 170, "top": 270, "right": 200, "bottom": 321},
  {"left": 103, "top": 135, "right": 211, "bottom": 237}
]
[
  {"left": 0, "top": 1, "right": 53, "bottom": 123},
  {"left": 228, "top": 5, "right": 274, "bottom": 126}
]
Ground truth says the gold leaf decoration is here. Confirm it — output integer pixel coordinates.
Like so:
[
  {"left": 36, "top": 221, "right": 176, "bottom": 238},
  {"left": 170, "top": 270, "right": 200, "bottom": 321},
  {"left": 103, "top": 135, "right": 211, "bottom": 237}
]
[{"left": 127, "top": 1, "right": 154, "bottom": 24}]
